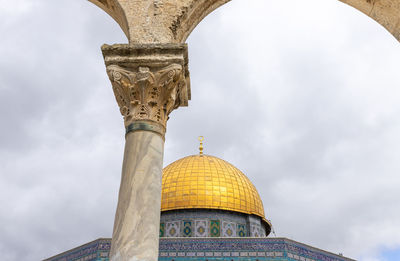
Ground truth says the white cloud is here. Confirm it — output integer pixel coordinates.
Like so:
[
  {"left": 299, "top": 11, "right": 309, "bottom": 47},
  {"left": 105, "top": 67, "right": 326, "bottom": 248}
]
[{"left": 0, "top": 0, "right": 34, "bottom": 15}]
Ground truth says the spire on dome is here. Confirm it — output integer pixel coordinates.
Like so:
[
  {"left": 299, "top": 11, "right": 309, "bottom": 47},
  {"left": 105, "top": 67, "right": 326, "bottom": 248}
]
[{"left": 198, "top": 136, "right": 204, "bottom": 156}]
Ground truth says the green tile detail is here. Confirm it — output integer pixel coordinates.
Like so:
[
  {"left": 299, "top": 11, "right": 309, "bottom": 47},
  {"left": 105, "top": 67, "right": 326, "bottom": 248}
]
[
  {"left": 160, "top": 223, "right": 165, "bottom": 237},
  {"left": 238, "top": 224, "right": 246, "bottom": 237},
  {"left": 210, "top": 220, "right": 220, "bottom": 237},
  {"left": 183, "top": 221, "right": 192, "bottom": 237}
]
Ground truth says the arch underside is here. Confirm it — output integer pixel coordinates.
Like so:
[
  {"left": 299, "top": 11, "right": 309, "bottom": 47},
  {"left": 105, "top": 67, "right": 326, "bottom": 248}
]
[
  {"left": 87, "top": 0, "right": 400, "bottom": 43},
  {"left": 340, "top": 0, "right": 400, "bottom": 41},
  {"left": 88, "top": 0, "right": 129, "bottom": 38}
]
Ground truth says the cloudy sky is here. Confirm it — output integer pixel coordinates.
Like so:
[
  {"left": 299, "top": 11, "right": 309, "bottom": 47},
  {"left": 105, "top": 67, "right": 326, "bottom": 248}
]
[{"left": 1, "top": 0, "right": 400, "bottom": 260}]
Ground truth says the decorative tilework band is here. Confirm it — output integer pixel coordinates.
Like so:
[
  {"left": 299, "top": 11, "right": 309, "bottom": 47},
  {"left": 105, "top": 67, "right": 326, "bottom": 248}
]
[{"left": 125, "top": 121, "right": 166, "bottom": 137}]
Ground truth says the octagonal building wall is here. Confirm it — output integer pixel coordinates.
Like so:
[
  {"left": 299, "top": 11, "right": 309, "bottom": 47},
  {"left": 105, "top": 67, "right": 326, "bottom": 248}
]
[{"left": 43, "top": 237, "right": 356, "bottom": 261}]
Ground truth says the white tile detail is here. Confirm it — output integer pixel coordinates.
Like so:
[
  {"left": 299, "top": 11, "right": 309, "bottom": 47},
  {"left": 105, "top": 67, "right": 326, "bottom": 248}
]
[
  {"left": 194, "top": 219, "right": 208, "bottom": 237},
  {"left": 222, "top": 221, "right": 237, "bottom": 237},
  {"left": 166, "top": 221, "right": 180, "bottom": 237}
]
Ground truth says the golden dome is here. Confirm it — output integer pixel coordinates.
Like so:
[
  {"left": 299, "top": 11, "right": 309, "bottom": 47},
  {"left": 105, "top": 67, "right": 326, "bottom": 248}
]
[{"left": 161, "top": 154, "right": 271, "bottom": 232}]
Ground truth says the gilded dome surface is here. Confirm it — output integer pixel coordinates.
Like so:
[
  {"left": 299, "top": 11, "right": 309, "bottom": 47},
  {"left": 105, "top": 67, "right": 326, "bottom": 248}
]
[{"left": 161, "top": 155, "right": 270, "bottom": 227}]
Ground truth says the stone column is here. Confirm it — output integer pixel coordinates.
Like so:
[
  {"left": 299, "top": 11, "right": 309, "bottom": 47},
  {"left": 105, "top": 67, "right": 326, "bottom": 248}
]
[{"left": 102, "top": 44, "right": 190, "bottom": 261}]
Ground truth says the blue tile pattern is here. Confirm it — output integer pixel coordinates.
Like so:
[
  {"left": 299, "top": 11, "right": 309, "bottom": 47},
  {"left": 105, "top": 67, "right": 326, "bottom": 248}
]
[
  {"left": 238, "top": 224, "right": 246, "bottom": 237},
  {"left": 43, "top": 239, "right": 110, "bottom": 261},
  {"left": 183, "top": 221, "right": 192, "bottom": 237}
]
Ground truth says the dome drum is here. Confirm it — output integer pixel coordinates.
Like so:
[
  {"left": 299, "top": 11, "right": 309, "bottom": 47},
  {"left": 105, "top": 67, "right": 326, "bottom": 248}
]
[{"left": 160, "top": 209, "right": 267, "bottom": 238}]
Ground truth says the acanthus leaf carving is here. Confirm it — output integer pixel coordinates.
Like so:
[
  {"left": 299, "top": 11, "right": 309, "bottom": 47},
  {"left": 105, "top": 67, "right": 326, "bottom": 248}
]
[
  {"left": 107, "top": 65, "right": 135, "bottom": 117},
  {"left": 106, "top": 63, "right": 186, "bottom": 130}
]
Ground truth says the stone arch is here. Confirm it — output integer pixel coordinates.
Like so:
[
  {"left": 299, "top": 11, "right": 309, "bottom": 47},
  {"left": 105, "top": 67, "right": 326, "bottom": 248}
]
[{"left": 88, "top": 0, "right": 400, "bottom": 43}]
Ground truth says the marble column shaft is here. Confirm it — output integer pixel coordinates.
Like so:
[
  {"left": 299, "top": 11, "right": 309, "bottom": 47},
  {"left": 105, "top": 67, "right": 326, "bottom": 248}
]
[
  {"left": 102, "top": 44, "right": 190, "bottom": 261},
  {"left": 110, "top": 131, "right": 163, "bottom": 261}
]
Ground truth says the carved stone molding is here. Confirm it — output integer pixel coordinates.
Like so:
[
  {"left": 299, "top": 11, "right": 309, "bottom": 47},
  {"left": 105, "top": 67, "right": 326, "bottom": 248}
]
[{"left": 102, "top": 44, "right": 190, "bottom": 135}]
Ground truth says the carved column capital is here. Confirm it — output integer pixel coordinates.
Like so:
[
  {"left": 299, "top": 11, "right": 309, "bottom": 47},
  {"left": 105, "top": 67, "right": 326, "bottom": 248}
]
[{"left": 102, "top": 44, "right": 191, "bottom": 136}]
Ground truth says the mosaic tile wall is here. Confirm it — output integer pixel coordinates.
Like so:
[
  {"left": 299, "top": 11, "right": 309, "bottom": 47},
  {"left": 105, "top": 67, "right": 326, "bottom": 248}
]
[
  {"left": 43, "top": 238, "right": 110, "bottom": 261},
  {"left": 44, "top": 238, "right": 355, "bottom": 261},
  {"left": 160, "top": 209, "right": 267, "bottom": 238}
]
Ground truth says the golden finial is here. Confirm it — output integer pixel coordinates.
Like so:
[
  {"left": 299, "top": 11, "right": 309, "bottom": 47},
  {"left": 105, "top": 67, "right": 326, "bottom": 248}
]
[{"left": 198, "top": 136, "right": 204, "bottom": 156}]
